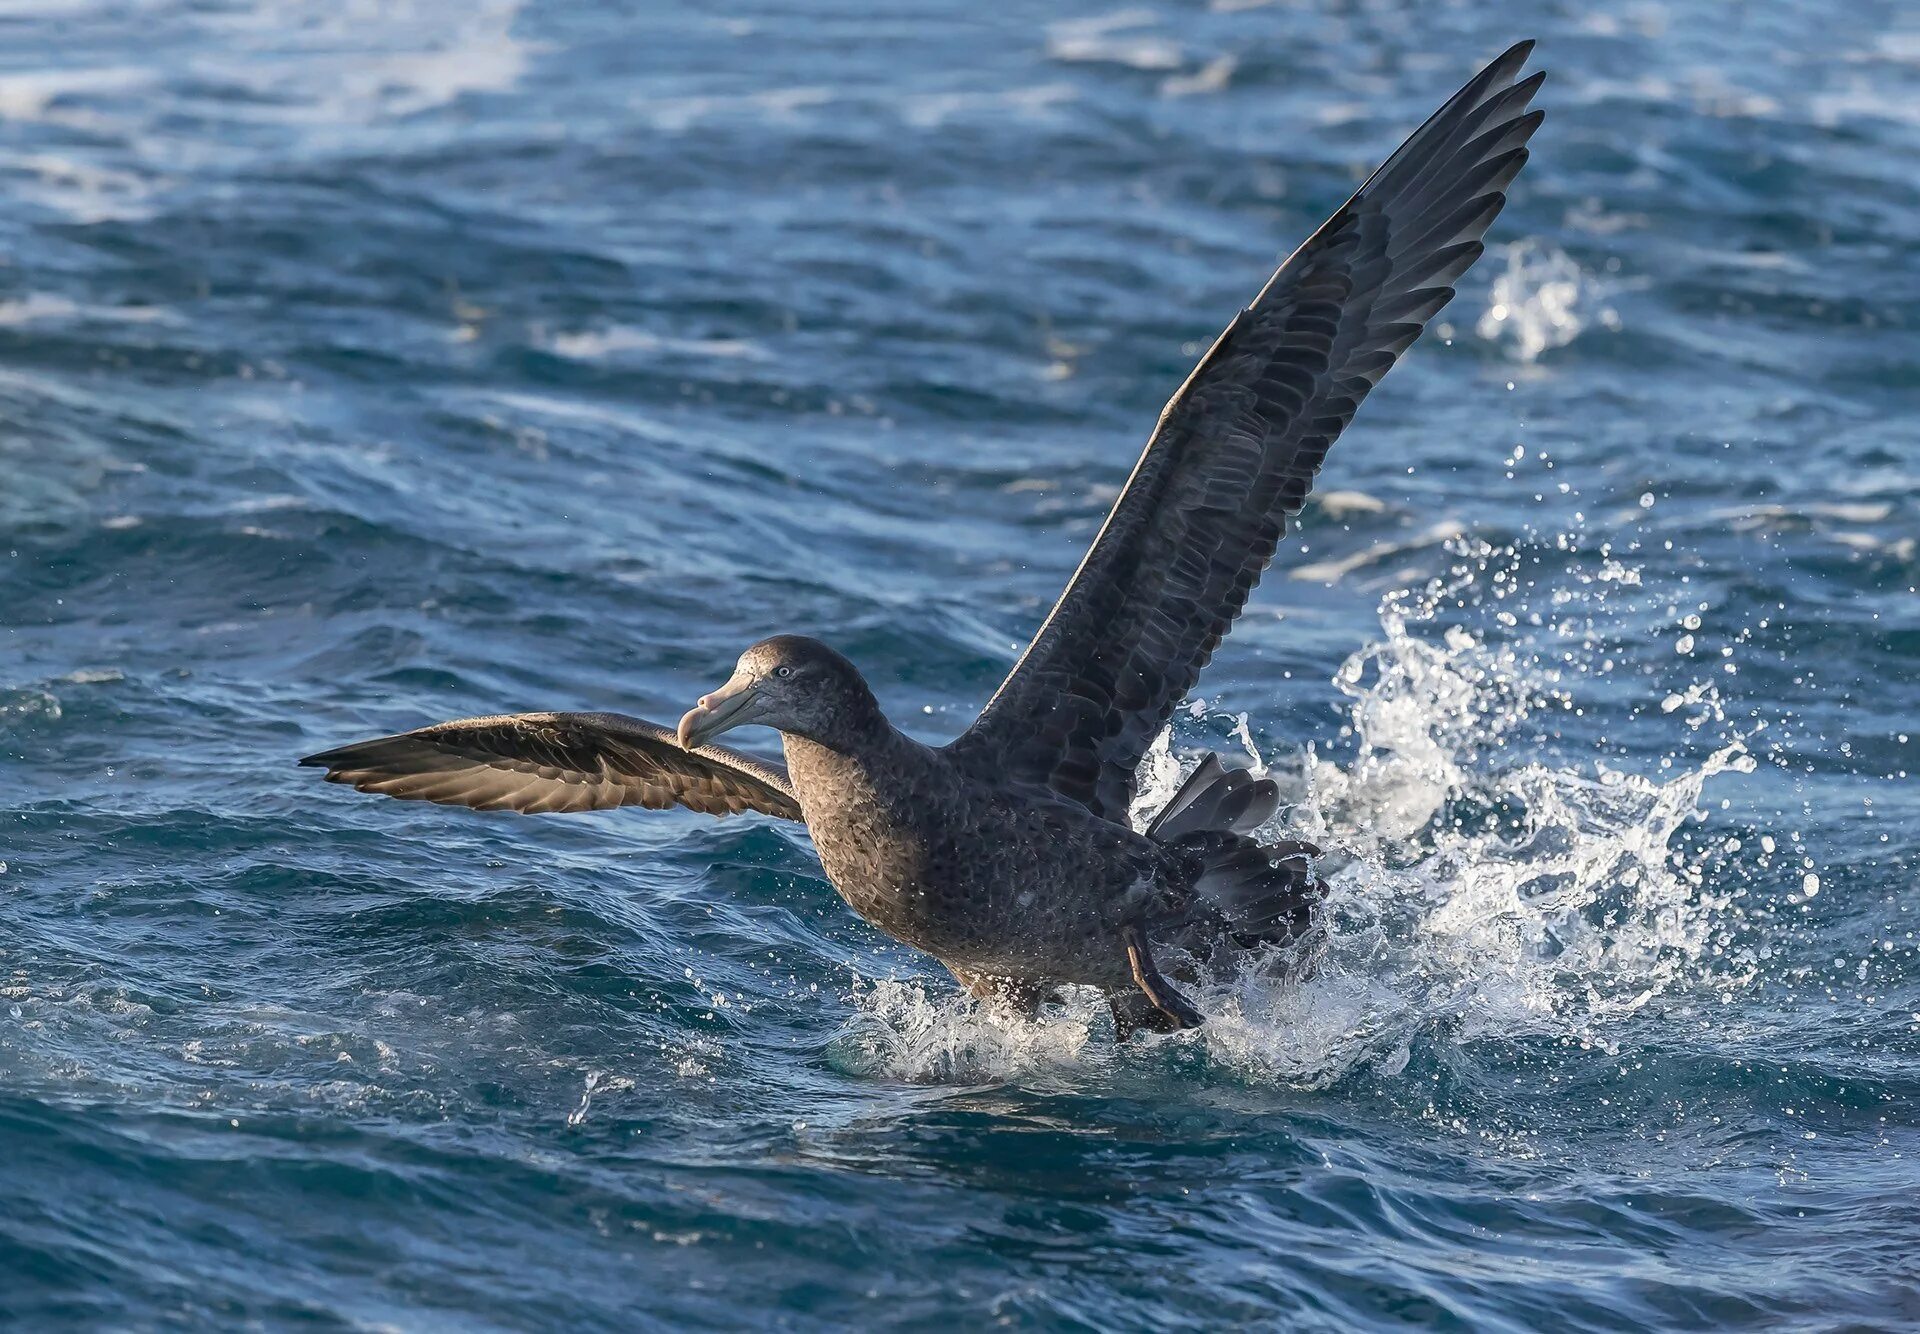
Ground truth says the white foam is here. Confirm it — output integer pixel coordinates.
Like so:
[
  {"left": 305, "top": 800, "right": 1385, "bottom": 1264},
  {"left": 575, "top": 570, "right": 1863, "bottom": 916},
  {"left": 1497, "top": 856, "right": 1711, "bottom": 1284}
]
[
  {"left": 1046, "top": 10, "right": 1184, "bottom": 72},
  {"left": 3, "top": 151, "right": 158, "bottom": 223},
  {"left": 636, "top": 86, "right": 837, "bottom": 135},
  {"left": 0, "top": 294, "right": 178, "bottom": 326},
  {"left": 1713, "top": 501, "right": 1895, "bottom": 525},
  {"left": 1316, "top": 490, "right": 1389, "bottom": 519},
  {"left": 544, "top": 326, "right": 768, "bottom": 363},
  {"left": 1161, "top": 55, "right": 1237, "bottom": 99},
  {"left": 896, "top": 84, "right": 1079, "bottom": 129},
  {"left": 0, "top": 65, "right": 154, "bottom": 123},
  {"left": 830, "top": 978, "right": 1097, "bottom": 1084},
  {"left": 113, "top": 0, "right": 539, "bottom": 143},
  {"left": 1291, "top": 521, "right": 1465, "bottom": 585}
]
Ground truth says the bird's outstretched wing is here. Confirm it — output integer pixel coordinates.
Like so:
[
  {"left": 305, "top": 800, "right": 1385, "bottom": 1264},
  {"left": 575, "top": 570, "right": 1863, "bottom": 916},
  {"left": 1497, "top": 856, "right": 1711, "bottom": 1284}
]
[
  {"left": 301, "top": 711, "right": 802, "bottom": 820},
  {"left": 949, "top": 41, "right": 1544, "bottom": 821}
]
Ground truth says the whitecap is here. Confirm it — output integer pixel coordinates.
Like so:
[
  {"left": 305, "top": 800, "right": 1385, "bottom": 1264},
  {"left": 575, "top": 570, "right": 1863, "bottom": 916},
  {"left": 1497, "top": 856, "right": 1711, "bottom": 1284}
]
[
  {"left": 635, "top": 86, "right": 837, "bottom": 134},
  {"left": 1290, "top": 521, "right": 1464, "bottom": 585},
  {"left": 187, "top": 0, "right": 536, "bottom": 129},
  {"left": 1045, "top": 9, "right": 1183, "bottom": 72},
  {"left": 832, "top": 977, "right": 1096, "bottom": 1084},
  {"left": 3, "top": 151, "right": 159, "bottom": 223},
  {"left": 896, "top": 84, "right": 1078, "bottom": 129},
  {"left": 1316, "top": 490, "right": 1389, "bottom": 519},
  {"left": 0, "top": 294, "right": 178, "bottom": 326},
  {"left": 544, "top": 326, "right": 768, "bottom": 363},
  {"left": 1161, "top": 55, "right": 1237, "bottom": 99},
  {"left": 0, "top": 65, "right": 155, "bottom": 124}
]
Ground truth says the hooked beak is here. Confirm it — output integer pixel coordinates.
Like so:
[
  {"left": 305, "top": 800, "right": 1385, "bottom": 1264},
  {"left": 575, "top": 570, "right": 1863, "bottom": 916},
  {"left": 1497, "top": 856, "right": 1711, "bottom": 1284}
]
[{"left": 676, "top": 671, "right": 759, "bottom": 751}]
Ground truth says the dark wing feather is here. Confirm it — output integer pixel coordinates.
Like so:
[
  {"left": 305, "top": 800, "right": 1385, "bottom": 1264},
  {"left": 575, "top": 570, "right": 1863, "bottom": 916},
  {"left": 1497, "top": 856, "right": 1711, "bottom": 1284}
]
[
  {"left": 300, "top": 711, "right": 802, "bottom": 821},
  {"left": 950, "top": 42, "right": 1544, "bottom": 820}
]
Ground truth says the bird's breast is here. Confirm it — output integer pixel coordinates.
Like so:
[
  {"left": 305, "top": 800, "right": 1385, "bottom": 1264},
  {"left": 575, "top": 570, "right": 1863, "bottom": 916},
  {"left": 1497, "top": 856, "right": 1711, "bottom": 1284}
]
[{"left": 788, "top": 745, "right": 1159, "bottom": 982}]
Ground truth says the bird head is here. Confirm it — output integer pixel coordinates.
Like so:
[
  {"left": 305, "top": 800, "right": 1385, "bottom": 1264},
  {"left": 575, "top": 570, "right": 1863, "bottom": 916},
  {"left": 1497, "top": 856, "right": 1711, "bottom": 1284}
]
[{"left": 676, "top": 635, "right": 875, "bottom": 751}]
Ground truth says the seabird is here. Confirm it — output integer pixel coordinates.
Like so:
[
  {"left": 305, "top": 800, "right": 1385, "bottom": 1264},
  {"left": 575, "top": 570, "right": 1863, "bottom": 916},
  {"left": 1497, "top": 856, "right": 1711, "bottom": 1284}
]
[{"left": 303, "top": 43, "right": 1545, "bottom": 1038}]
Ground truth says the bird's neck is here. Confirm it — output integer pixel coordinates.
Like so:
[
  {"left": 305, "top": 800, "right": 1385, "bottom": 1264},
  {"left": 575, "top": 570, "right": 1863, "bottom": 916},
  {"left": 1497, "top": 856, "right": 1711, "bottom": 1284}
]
[{"left": 778, "top": 712, "right": 922, "bottom": 815}]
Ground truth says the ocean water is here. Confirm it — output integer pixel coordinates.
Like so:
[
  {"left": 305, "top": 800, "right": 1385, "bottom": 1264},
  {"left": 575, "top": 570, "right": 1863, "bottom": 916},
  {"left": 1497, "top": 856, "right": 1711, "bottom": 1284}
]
[{"left": 2, "top": 1, "right": 1917, "bottom": 1328}]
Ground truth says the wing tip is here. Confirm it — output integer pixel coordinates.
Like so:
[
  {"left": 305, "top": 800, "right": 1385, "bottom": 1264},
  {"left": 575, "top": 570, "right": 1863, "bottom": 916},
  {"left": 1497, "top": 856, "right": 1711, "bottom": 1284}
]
[
  {"left": 1484, "top": 41, "right": 1544, "bottom": 101},
  {"left": 1489, "top": 39, "right": 1537, "bottom": 79},
  {"left": 301, "top": 738, "right": 391, "bottom": 772}
]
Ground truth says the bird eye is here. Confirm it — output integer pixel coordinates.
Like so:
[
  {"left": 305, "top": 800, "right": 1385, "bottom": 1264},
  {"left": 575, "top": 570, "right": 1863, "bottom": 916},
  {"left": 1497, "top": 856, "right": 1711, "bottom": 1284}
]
[{"left": 775, "top": 665, "right": 793, "bottom": 679}]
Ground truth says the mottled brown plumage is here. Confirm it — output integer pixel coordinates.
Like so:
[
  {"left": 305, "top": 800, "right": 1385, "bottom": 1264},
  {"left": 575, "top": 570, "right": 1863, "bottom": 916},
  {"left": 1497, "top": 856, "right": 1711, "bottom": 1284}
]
[{"left": 301, "top": 44, "right": 1545, "bottom": 1037}]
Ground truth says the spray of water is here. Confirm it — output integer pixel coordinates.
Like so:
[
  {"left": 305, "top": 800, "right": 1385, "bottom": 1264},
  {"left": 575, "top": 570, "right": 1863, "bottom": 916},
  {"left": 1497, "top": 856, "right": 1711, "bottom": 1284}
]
[
  {"left": 840, "top": 537, "right": 1758, "bottom": 1086},
  {"left": 1476, "top": 239, "right": 1616, "bottom": 363}
]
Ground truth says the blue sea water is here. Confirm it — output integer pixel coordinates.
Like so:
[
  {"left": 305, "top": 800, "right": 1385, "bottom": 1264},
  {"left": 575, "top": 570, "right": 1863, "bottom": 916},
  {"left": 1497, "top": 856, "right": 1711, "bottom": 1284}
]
[{"left": 2, "top": 1, "right": 1917, "bottom": 1328}]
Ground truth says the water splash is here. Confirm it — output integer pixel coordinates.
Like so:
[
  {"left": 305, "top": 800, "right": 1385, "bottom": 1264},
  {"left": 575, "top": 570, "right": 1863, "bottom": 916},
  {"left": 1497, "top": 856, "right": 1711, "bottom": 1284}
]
[
  {"left": 830, "top": 978, "right": 1097, "bottom": 1084},
  {"left": 566, "top": 1069, "right": 636, "bottom": 1126},
  {"left": 848, "top": 538, "right": 1758, "bottom": 1086},
  {"left": 1477, "top": 240, "right": 1614, "bottom": 362}
]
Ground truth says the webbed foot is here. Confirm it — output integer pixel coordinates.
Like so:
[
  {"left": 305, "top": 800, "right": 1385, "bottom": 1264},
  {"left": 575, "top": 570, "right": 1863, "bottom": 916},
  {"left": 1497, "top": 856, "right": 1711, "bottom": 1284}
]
[
  {"left": 1121, "top": 923, "right": 1204, "bottom": 1031},
  {"left": 1110, "top": 991, "right": 1182, "bottom": 1042}
]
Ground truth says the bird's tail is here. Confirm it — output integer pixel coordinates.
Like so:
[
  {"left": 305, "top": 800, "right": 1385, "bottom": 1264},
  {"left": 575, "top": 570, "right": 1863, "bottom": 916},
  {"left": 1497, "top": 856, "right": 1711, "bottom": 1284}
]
[
  {"left": 1146, "top": 754, "right": 1324, "bottom": 949},
  {"left": 1113, "top": 756, "right": 1324, "bottom": 1039},
  {"left": 1175, "top": 828, "right": 1324, "bottom": 949},
  {"left": 1145, "top": 752, "right": 1279, "bottom": 840}
]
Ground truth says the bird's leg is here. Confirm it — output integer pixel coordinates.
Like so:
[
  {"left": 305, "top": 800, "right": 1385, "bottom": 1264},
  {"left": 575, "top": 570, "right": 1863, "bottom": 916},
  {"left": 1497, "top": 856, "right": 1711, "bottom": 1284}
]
[
  {"left": 1121, "top": 923, "right": 1204, "bottom": 1030},
  {"left": 1109, "top": 991, "right": 1180, "bottom": 1041}
]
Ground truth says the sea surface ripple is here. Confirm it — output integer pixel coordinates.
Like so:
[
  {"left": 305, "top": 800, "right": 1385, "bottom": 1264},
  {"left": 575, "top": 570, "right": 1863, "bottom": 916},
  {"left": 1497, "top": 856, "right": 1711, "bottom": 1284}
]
[{"left": 2, "top": 2, "right": 1917, "bottom": 1329}]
